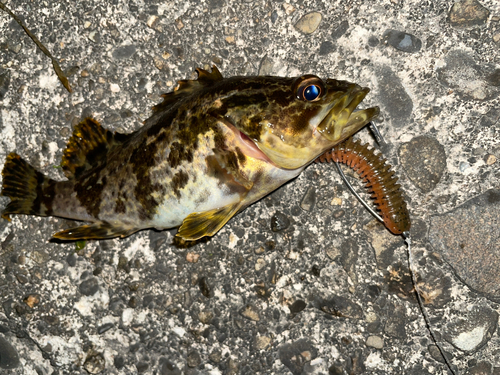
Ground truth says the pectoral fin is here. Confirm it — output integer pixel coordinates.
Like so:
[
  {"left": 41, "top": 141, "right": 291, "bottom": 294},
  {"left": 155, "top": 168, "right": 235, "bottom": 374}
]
[
  {"left": 52, "top": 221, "right": 138, "bottom": 241},
  {"left": 176, "top": 202, "right": 243, "bottom": 241}
]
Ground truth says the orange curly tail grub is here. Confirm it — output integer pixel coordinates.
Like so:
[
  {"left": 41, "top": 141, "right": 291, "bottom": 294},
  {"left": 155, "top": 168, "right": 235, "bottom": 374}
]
[{"left": 316, "top": 137, "right": 411, "bottom": 235}]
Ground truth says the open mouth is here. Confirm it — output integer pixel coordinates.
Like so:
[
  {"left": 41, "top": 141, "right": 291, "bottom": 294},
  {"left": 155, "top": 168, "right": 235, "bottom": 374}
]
[{"left": 317, "top": 86, "right": 380, "bottom": 143}]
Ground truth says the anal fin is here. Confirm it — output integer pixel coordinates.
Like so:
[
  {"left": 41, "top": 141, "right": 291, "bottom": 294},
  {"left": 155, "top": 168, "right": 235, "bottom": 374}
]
[
  {"left": 176, "top": 202, "right": 242, "bottom": 241},
  {"left": 52, "top": 221, "right": 137, "bottom": 241}
]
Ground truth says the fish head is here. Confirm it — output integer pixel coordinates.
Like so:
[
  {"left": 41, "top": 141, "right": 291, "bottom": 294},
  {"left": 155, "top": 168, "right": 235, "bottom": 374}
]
[{"left": 223, "top": 75, "right": 379, "bottom": 169}]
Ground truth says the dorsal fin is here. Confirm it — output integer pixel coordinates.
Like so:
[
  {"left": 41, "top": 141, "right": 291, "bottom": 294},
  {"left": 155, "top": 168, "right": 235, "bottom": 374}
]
[
  {"left": 61, "top": 118, "right": 130, "bottom": 179},
  {"left": 152, "top": 65, "right": 224, "bottom": 112}
]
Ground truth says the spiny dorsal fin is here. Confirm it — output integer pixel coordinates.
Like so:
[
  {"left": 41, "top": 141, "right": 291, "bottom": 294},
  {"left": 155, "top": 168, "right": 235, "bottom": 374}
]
[
  {"left": 61, "top": 118, "right": 130, "bottom": 179},
  {"left": 152, "top": 65, "right": 224, "bottom": 112},
  {"left": 176, "top": 201, "right": 242, "bottom": 241}
]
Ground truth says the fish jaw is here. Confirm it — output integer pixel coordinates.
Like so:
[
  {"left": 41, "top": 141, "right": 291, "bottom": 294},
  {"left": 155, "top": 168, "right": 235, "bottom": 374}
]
[{"left": 316, "top": 82, "right": 380, "bottom": 144}]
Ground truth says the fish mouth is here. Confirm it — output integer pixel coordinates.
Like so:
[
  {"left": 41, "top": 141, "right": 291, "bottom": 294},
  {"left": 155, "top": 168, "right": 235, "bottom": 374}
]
[{"left": 317, "top": 84, "right": 380, "bottom": 143}]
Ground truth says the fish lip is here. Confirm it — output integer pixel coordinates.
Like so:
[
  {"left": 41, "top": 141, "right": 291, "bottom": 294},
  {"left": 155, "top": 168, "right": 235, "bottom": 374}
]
[{"left": 317, "top": 86, "right": 380, "bottom": 143}]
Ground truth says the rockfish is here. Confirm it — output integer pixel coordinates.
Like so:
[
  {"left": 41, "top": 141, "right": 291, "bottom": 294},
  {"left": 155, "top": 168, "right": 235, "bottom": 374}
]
[{"left": 1, "top": 66, "right": 379, "bottom": 240}]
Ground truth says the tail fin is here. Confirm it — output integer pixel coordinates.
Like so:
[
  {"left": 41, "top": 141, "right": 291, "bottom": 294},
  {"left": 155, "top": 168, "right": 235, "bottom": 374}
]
[{"left": 1, "top": 153, "right": 55, "bottom": 220}]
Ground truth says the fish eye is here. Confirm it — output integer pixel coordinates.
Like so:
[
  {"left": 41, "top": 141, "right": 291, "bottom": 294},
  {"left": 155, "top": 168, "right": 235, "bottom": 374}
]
[
  {"left": 294, "top": 76, "right": 325, "bottom": 102},
  {"left": 303, "top": 85, "right": 321, "bottom": 101}
]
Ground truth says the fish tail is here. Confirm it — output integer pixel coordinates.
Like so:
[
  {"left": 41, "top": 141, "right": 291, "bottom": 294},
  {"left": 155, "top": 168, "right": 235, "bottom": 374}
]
[{"left": 1, "top": 152, "right": 55, "bottom": 220}]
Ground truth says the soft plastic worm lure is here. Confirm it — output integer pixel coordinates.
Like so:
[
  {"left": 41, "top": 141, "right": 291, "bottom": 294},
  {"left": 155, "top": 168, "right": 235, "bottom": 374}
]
[{"left": 315, "top": 136, "right": 411, "bottom": 235}]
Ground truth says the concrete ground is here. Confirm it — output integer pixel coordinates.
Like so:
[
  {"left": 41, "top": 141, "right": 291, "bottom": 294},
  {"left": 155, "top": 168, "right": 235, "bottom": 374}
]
[{"left": 0, "top": 0, "right": 499, "bottom": 374}]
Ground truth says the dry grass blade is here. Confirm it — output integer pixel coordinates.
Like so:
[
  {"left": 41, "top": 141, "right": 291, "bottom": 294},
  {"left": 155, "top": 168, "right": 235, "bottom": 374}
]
[{"left": 0, "top": 1, "right": 72, "bottom": 93}]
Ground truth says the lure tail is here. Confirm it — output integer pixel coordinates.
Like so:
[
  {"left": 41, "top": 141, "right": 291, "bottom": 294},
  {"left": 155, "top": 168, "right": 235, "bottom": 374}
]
[{"left": 1, "top": 152, "right": 56, "bottom": 220}]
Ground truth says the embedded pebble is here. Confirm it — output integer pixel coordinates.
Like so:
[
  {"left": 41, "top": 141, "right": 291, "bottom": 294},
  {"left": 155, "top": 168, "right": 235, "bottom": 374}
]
[
  {"left": 429, "top": 189, "right": 500, "bottom": 301},
  {"left": 254, "top": 335, "right": 272, "bottom": 350},
  {"left": 0, "top": 335, "right": 19, "bottom": 369},
  {"left": 294, "top": 12, "right": 322, "bottom": 34},
  {"left": 271, "top": 211, "right": 290, "bottom": 232},
  {"left": 382, "top": 29, "right": 422, "bottom": 53},
  {"left": 376, "top": 66, "right": 413, "bottom": 128},
  {"left": 300, "top": 186, "right": 316, "bottom": 211},
  {"left": 448, "top": 0, "right": 490, "bottom": 27},
  {"left": 240, "top": 304, "right": 260, "bottom": 321},
  {"left": 444, "top": 304, "right": 498, "bottom": 352},
  {"left": 399, "top": 135, "right": 447, "bottom": 193},
  {"left": 331, "top": 20, "right": 349, "bottom": 39},
  {"left": 289, "top": 299, "right": 307, "bottom": 314},
  {"left": 79, "top": 277, "right": 99, "bottom": 296},
  {"left": 112, "top": 45, "right": 137, "bottom": 60},
  {"left": 366, "top": 335, "right": 384, "bottom": 349},
  {"left": 0, "top": 70, "right": 10, "bottom": 100},
  {"left": 279, "top": 339, "right": 318, "bottom": 375},
  {"left": 258, "top": 55, "right": 275, "bottom": 75},
  {"left": 437, "top": 50, "right": 499, "bottom": 101}
]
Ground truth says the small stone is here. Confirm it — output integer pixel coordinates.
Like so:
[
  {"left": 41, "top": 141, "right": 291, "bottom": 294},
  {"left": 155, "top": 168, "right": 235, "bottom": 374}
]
[
  {"left": 254, "top": 335, "right": 272, "bottom": 350},
  {"left": 187, "top": 350, "right": 201, "bottom": 368},
  {"left": 332, "top": 20, "right": 349, "bottom": 39},
  {"left": 318, "top": 41, "right": 334, "bottom": 56},
  {"left": 376, "top": 66, "right": 413, "bottom": 128},
  {"left": 198, "top": 310, "right": 214, "bottom": 324},
  {"left": 88, "top": 31, "right": 101, "bottom": 44},
  {"left": 153, "top": 55, "right": 169, "bottom": 72},
  {"left": 23, "top": 294, "right": 40, "bottom": 308},
  {"left": 493, "top": 33, "right": 500, "bottom": 43},
  {"left": 258, "top": 55, "right": 274, "bottom": 76},
  {"left": 198, "top": 277, "right": 211, "bottom": 298},
  {"left": 147, "top": 15, "right": 159, "bottom": 29},
  {"left": 84, "top": 352, "right": 106, "bottom": 374},
  {"left": 84, "top": 21, "right": 91, "bottom": 28},
  {"left": 365, "top": 335, "right": 384, "bottom": 349},
  {"left": 79, "top": 277, "right": 99, "bottom": 296},
  {"left": 448, "top": 0, "right": 490, "bottom": 28},
  {"left": 97, "top": 323, "right": 114, "bottom": 334},
  {"left": 209, "top": 350, "right": 222, "bottom": 363},
  {"left": 319, "top": 295, "right": 363, "bottom": 319},
  {"left": 429, "top": 189, "right": 500, "bottom": 301},
  {"left": 300, "top": 186, "right": 316, "bottom": 211},
  {"left": 289, "top": 300, "right": 307, "bottom": 314},
  {"left": 271, "top": 211, "right": 290, "bottom": 232},
  {"left": 294, "top": 12, "right": 322, "bottom": 34},
  {"left": 485, "top": 154, "right": 497, "bottom": 165},
  {"left": 0, "top": 335, "right": 20, "bottom": 369},
  {"left": 0, "top": 70, "right": 10, "bottom": 100},
  {"left": 279, "top": 339, "right": 318, "bottom": 375},
  {"left": 444, "top": 304, "right": 498, "bottom": 352},
  {"left": 186, "top": 252, "right": 200, "bottom": 263},
  {"left": 255, "top": 258, "right": 266, "bottom": 271},
  {"left": 283, "top": 3, "right": 296, "bottom": 15},
  {"left": 255, "top": 246, "right": 265, "bottom": 254},
  {"left": 109, "top": 83, "right": 120, "bottom": 93},
  {"left": 175, "top": 18, "right": 184, "bottom": 30},
  {"left": 112, "top": 45, "right": 137, "bottom": 60},
  {"left": 225, "top": 35, "right": 235, "bottom": 44},
  {"left": 240, "top": 304, "right": 260, "bottom": 321},
  {"left": 437, "top": 50, "right": 498, "bottom": 101},
  {"left": 399, "top": 135, "right": 447, "bottom": 193},
  {"left": 382, "top": 29, "right": 422, "bottom": 53}
]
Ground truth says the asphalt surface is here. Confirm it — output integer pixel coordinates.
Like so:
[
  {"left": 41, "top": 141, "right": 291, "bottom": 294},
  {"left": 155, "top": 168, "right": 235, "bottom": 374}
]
[{"left": 0, "top": 0, "right": 499, "bottom": 374}]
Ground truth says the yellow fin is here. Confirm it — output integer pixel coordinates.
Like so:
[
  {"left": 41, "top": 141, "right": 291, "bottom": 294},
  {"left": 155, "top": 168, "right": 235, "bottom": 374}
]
[
  {"left": 176, "top": 202, "right": 242, "bottom": 241},
  {"left": 52, "top": 221, "right": 137, "bottom": 241}
]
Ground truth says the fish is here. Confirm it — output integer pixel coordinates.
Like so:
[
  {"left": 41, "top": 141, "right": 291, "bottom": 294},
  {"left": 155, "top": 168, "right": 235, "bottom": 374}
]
[{"left": 0, "top": 66, "right": 379, "bottom": 241}]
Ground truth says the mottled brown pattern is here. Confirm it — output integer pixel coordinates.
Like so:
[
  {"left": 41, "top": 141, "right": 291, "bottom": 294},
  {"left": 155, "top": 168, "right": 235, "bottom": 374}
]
[
  {"left": 74, "top": 167, "right": 107, "bottom": 218},
  {"left": 172, "top": 170, "right": 189, "bottom": 198}
]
